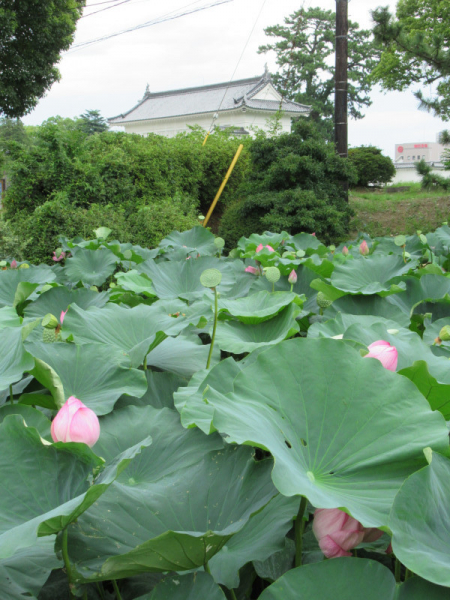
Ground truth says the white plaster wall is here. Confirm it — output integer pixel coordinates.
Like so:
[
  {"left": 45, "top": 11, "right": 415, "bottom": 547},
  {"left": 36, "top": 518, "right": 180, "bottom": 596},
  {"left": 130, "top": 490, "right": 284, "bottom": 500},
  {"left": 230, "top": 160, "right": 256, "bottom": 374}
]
[
  {"left": 391, "top": 166, "right": 448, "bottom": 184},
  {"left": 117, "top": 109, "right": 295, "bottom": 138}
]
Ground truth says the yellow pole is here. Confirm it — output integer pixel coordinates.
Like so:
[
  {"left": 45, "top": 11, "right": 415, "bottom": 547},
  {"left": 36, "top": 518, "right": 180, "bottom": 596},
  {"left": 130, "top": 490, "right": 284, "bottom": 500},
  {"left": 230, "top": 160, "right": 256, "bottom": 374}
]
[
  {"left": 203, "top": 144, "right": 244, "bottom": 227},
  {"left": 202, "top": 132, "right": 210, "bottom": 146}
]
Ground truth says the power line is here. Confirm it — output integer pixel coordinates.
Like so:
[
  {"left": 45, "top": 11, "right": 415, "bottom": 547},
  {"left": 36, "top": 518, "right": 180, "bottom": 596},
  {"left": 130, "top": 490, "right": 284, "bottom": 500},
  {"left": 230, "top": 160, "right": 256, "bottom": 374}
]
[
  {"left": 69, "top": 0, "right": 234, "bottom": 52},
  {"left": 81, "top": 0, "right": 133, "bottom": 18},
  {"left": 84, "top": 0, "right": 124, "bottom": 6}
]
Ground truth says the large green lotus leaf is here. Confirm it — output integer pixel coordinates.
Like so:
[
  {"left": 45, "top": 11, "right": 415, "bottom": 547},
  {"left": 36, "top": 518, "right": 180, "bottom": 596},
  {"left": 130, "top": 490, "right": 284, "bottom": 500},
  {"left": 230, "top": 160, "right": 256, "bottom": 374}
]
[
  {"left": 96, "top": 405, "right": 223, "bottom": 481},
  {"left": 137, "top": 257, "right": 238, "bottom": 301},
  {"left": 325, "top": 294, "right": 410, "bottom": 327},
  {"left": 179, "top": 338, "right": 448, "bottom": 526},
  {"left": 386, "top": 275, "right": 450, "bottom": 316},
  {"left": 146, "top": 335, "right": 221, "bottom": 378},
  {"left": 258, "top": 558, "right": 450, "bottom": 600},
  {"left": 390, "top": 451, "right": 450, "bottom": 586},
  {"left": 24, "top": 286, "right": 109, "bottom": 320},
  {"left": 149, "top": 298, "right": 213, "bottom": 328},
  {"left": 0, "top": 326, "right": 35, "bottom": 390},
  {"left": 141, "top": 572, "right": 226, "bottom": 600},
  {"left": 0, "top": 404, "right": 51, "bottom": 440},
  {"left": 64, "top": 248, "right": 118, "bottom": 286},
  {"left": 25, "top": 341, "right": 147, "bottom": 415},
  {"left": 343, "top": 322, "right": 450, "bottom": 384},
  {"left": 62, "top": 304, "right": 190, "bottom": 368},
  {"left": 115, "top": 370, "right": 186, "bottom": 410},
  {"left": 218, "top": 291, "right": 298, "bottom": 324},
  {"left": 0, "top": 306, "right": 21, "bottom": 329},
  {"left": 0, "top": 537, "right": 60, "bottom": 600},
  {"left": 208, "top": 494, "right": 299, "bottom": 589},
  {"left": 214, "top": 303, "right": 300, "bottom": 354},
  {"left": 308, "top": 313, "right": 404, "bottom": 340},
  {"left": 0, "top": 415, "right": 150, "bottom": 558},
  {"left": 0, "top": 266, "right": 56, "bottom": 308},
  {"left": 175, "top": 358, "right": 243, "bottom": 433},
  {"left": 398, "top": 361, "right": 450, "bottom": 419},
  {"left": 158, "top": 226, "right": 217, "bottom": 255},
  {"left": 68, "top": 446, "right": 277, "bottom": 581},
  {"left": 114, "top": 270, "right": 157, "bottom": 297},
  {"left": 330, "top": 254, "right": 416, "bottom": 295}
]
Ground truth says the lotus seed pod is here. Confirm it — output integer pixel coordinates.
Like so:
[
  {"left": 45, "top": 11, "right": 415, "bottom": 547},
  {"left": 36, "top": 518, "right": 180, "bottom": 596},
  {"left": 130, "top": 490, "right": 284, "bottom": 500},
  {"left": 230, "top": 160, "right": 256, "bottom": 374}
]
[
  {"left": 214, "top": 237, "right": 225, "bottom": 249},
  {"left": 19, "top": 263, "right": 30, "bottom": 269},
  {"left": 317, "top": 292, "right": 333, "bottom": 309},
  {"left": 200, "top": 268, "right": 222, "bottom": 288},
  {"left": 439, "top": 325, "right": 450, "bottom": 341},
  {"left": 42, "top": 313, "right": 59, "bottom": 330},
  {"left": 264, "top": 267, "right": 281, "bottom": 284},
  {"left": 42, "top": 328, "right": 56, "bottom": 344}
]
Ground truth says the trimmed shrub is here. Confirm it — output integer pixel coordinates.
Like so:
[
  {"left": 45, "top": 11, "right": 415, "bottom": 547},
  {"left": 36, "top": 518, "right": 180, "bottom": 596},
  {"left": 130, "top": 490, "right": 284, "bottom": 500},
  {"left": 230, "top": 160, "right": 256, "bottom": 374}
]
[
  {"left": 348, "top": 146, "right": 395, "bottom": 187},
  {"left": 219, "top": 120, "right": 356, "bottom": 248}
]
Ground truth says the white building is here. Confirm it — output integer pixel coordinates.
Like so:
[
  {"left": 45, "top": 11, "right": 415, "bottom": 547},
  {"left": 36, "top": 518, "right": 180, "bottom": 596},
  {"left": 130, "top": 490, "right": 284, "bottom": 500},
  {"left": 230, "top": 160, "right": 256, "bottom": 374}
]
[
  {"left": 391, "top": 139, "right": 448, "bottom": 184},
  {"left": 108, "top": 69, "right": 310, "bottom": 137}
]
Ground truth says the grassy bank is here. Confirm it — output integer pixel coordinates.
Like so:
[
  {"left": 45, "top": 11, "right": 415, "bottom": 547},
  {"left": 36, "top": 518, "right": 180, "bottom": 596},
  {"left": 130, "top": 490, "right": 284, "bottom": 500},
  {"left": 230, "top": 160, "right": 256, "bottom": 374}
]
[{"left": 349, "top": 182, "right": 450, "bottom": 237}]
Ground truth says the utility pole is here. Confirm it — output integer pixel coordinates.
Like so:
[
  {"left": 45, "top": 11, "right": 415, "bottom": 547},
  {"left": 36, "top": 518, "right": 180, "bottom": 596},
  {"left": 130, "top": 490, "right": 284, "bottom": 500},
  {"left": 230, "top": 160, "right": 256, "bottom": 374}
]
[{"left": 335, "top": 0, "right": 348, "bottom": 197}]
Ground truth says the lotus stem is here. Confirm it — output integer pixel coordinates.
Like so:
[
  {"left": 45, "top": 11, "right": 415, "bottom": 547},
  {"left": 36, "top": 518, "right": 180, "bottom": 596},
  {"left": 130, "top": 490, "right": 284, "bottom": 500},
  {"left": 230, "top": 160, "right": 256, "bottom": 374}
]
[
  {"left": 206, "top": 287, "right": 218, "bottom": 370},
  {"left": 96, "top": 583, "right": 106, "bottom": 600},
  {"left": 9, "top": 384, "right": 13, "bottom": 405},
  {"left": 294, "top": 495, "right": 307, "bottom": 567},
  {"left": 62, "top": 527, "right": 75, "bottom": 599},
  {"left": 230, "top": 590, "right": 238, "bottom": 600},
  {"left": 394, "top": 557, "right": 401, "bottom": 582},
  {"left": 112, "top": 579, "right": 123, "bottom": 600}
]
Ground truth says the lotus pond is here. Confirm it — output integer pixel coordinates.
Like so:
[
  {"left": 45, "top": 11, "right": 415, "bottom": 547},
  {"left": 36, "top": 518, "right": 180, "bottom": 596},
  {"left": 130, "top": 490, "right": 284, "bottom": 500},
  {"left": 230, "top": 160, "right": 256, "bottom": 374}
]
[{"left": 1, "top": 225, "right": 450, "bottom": 599}]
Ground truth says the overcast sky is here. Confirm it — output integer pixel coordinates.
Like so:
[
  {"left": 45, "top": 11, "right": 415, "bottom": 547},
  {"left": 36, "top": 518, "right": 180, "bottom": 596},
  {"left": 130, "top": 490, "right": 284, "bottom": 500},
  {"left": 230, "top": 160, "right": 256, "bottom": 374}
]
[{"left": 22, "top": 0, "right": 447, "bottom": 159}]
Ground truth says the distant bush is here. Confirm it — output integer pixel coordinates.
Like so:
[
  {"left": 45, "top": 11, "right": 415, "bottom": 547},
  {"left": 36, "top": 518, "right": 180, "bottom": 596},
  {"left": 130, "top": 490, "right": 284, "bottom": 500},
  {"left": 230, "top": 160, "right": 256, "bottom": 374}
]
[
  {"left": 348, "top": 146, "right": 395, "bottom": 187},
  {"left": 219, "top": 120, "right": 356, "bottom": 247},
  {"left": 0, "top": 118, "right": 250, "bottom": 260}
]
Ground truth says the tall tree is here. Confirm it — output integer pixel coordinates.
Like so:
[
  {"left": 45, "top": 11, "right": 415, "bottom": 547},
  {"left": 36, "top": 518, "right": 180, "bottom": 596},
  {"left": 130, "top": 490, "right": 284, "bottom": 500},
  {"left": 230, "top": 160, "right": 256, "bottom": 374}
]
[
  {"left": 76, "top": 110, "right": 109, "bottom": 135},
  {"left": 371, "top": 0, "right": 450, "bottom": 120},
  {"left": 0, "top": 0, "right": 85, "bottom": 118},
  {"left": 258, "top": 7, "right": 380, "bottom": 138}
]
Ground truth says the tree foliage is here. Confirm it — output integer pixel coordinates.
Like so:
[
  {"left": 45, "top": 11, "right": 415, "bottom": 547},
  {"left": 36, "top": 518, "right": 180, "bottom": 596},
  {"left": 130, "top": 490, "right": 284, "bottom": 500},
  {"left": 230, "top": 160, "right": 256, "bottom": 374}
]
[
  {"left": 258, "top": 7, "right": 380, "bottom": 138},
  {"left": 371, "top": 0, "right": 450, "bottom": 120},
  {"left": 219, "top": 121, "right": 356, "bottom": 247},
  {"left": 0, "top": 0, "right": 84, "bottom": 118},
  {"left": 76, "top": 110, "right": 109, "bottom": 135},
  {"left": 348, "top": 146, "right": 396, "bottom": 188}
]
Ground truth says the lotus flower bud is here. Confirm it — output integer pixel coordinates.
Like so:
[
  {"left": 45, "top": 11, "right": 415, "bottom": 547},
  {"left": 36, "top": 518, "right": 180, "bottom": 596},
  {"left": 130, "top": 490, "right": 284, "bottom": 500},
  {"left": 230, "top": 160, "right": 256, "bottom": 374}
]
[
  {"left": 364, "top": 340, "right": 398, "bottom": 371},
  {"left": 359, "top": 240, "right": 369, "bottom": 256},
  {"left": 10, "top": 259, "right": 17, "bottom": 269},
  {"left": 256, "top": 244, "right": 264, "bottom": 253},
  {"left": 60, "top": 309, "right": 67, "bottom": 324},
  {"left": 288, "top": 269, "right": 297, "bottom": 284},
  {"left": 342, "top": 246, "right": 349, "bottom": 256},
  {"left": 256, "top": 244, "right": 275, "bottom": 253},
  {"left": 245, "top": 266, "right": 260, "bottom": 275},
  {"left": 312, "top": 232, "right": 316, "bottom": 237},
  {"left": 439, "top": 325, "right": 450, "bottom": 341},
  {"left": 313, "top": 509, "right": 365, "bottom": 558},
  {"left": 266, "top": 245, "right": 275, "bottom": 252},
  {"left": 52, "top": 249, "right": 66, "bottom": 262},
  {"left": 51, "top": 396, "right": 100, "bottom": 447}
]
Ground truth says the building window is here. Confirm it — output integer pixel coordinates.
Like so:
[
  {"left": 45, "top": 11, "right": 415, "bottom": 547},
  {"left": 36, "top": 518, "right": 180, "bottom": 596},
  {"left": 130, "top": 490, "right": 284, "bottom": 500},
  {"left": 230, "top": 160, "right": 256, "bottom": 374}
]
[{"left": 407, "top": 156, "right": 410, "bottom": 160}]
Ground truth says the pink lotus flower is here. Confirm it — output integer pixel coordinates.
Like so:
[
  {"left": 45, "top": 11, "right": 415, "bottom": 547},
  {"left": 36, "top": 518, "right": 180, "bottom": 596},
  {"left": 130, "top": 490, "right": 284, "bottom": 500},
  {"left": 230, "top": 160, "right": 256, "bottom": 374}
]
[
  {"left": 256, "top": 244, "right": 275, "bottom": 253},
  {"left": 60, "top": 310, "right": 67, "bottom": 324},
  {"left": 10, "top": 259, "right": 18, "bottom": 269},
  {"left": 364, "top": 340, "right": 398, "bottom": 371},
  {"left": 51, "top": 396, "right": 100, "bottom": 447},
  {"left": 245, "top": 266, "right": 260, "bottom": 275},
  {"left": 342, "top": 246, "right": 349, "bottom": 256},
  {"left": 313, "top": 509, "right": 365, "bottom": 558},
  {"left": 359, "top": 240, "right": 369, "bottom": 256},
  {"left": 312, "top": 232, "right": 316, "bottom": 237},
  {"left": 288, "top": 269, "right": 297, "bottom": 284},
  {"left": 52, "top": 250, "right": 66, "bottom": 262}
]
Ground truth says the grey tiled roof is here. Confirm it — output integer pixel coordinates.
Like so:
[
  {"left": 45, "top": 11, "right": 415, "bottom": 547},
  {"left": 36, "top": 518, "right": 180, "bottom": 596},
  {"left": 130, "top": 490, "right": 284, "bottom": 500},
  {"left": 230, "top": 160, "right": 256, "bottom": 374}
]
[{"left": 109, "top": 74, "right": 310, "bottom": 124}]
